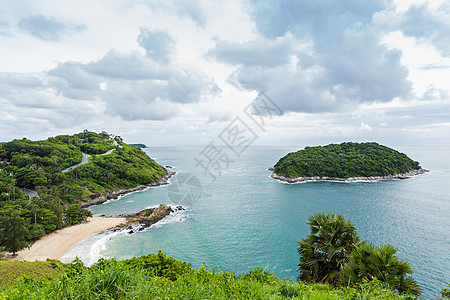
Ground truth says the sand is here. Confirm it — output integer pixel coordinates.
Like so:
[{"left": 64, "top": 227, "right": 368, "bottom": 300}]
[{"left": 10, "top": 216, "right": 125, "bottom": 262}]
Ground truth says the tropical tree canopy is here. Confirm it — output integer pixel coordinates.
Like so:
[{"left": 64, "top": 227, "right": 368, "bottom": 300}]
[
  {"left": 297, "top": 212, "right": 359, "bottom": 284},
  {"left": 0, "top": 208, "right": 29, "bottom": 255},
  {"left": 340, "top": 241, "right": 422, "bottom": 298},
  {"left": 274, "top": 142, "right": 422, "bottom": 178}
]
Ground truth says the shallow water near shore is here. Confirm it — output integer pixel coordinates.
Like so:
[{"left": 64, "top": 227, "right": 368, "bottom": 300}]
[{"left": 83, "top": 145, "right": 450, "bottom": 298}]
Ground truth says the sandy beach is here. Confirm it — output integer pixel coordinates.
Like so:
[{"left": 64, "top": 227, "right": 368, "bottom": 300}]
[{"left": 10, "top": 216, "right": 124, "bottom": 262}]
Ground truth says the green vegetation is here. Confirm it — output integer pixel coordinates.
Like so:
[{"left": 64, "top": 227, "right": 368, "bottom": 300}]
[
  {"left": 0, "top": 260, "right": 65, "bottom": 289},
  {"left": 274, "top": 142, "right": 422, "bottom": 178},
  {"left": 0, "top": 209, "right": 29, "bottom": 255},
  {"left": 441, "top": 283, "right": 450, "bottom": 298},
  {"left": 0, "top": 251, "right": 406, "bottom": 299},
  {"left": 129, "top": 143, "right": 148, "bottom": 148},
  {"left": 298, "top": 212, "right": 421, "bottom": 298},
  {"left": 0, "top": 131, "right": 166, "bottom": 255},
  {"left": 297, "top": 212, "right": 359, "bottom": 284},
  {"left": 340, "top": 242, "right": 422, "bottom": 297},
  {"left": 0, "top": 213, "right": 430, "bottom": 299}
]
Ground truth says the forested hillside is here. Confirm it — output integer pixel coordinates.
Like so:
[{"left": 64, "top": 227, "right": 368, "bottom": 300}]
[
  {"left": 0, "top": 131, "right": 165, "bottom": 253},
  {"left": 274, "top": 142, "right": 422, "bottom": 179}
]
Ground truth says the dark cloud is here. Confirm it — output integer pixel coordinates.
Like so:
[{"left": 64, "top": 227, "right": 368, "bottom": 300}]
[
  {"left": 18, "top": 14, "right": 85, "bottom": 41},
  {"left": 92, "top": 51, "right": 218, "bottom": 120},
  {"left": 0, "top": 72, "right": 101, "bottom": 136},
  {"left": 177, "top": 1, "right": 207, "bottom": 27},
  {"left": 47, "top": 62, "right": 101, "bottom": 100},
  {"left": 211, "top": 1, "right": 412, "bottom": 114},
  {"left": 0, "top": 73, "right": 43, "bottom": 89},
  {"left": 250, "top": 0, "right": 387, "bottom": 40},
  {"left": 86, "top": 50, "right": 167, "bottom": 80},
  {"left": 9, "top": 29, "right": 219, "bottom": 122},
  {"left": 99, "top": 80, "right": 179, "bottom": 121},
  {"left": 399, "top": 2, "right": 450, "bottom": 57},
  {"left": 137, "top": 28, "right": 174, "bottom": 63}
]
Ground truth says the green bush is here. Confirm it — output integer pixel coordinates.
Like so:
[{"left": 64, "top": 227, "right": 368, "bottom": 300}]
[
  {"left": 122, "top": 250, "right": 192, "bottom": 281},
  {"left": 297, "top": 212, "right": 359, "bottom": 284},
  {"left": 441, "top": 282, "right": 450, "bottom": 298},
  {"left": 0, "top": 253, "right": 407, "bottom": 299},
  {"left": 340, "top": 242, "right": 421, "bottom": 298}
]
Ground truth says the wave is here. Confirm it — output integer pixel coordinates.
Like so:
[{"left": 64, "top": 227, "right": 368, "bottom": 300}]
[
  {"left": 268, "top": 174, "right": 381, "bottom": 184},
  {"left": 60, "top": 227, "right": 130, "bottom": 266},
  {"left": 61, "top": 204, "right": 188, "bottom": 266}
]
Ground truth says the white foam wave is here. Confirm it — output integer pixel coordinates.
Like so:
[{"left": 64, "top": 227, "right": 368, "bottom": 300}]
[
  {"left": 61, "top": 204, "right": 188, "bottom": 266},
  {"left": 268, "top": 174, "right": 381, "bottom": 184}
]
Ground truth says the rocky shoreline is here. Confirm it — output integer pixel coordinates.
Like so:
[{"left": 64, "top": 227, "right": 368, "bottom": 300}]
[
  {"left": 111, "top": 204, "right": 185, "bottom": 234},
  {"left": 270, "top": 168, "right": 429, "bottom": 183},
  {"left": 80, "top": 170, "right": 175, "bottom": 208}
]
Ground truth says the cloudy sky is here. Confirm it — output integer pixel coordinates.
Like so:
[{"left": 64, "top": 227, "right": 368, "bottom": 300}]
[{"left": 1, "top": 0, "right": 449, "bottom": 146}]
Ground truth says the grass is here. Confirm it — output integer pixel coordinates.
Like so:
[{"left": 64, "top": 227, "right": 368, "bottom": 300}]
[
  {"left": 0, "top": 259, "right": 65, "bottom": 289},
  {"left": 0, "top": 253, "right": 407, "bottom": 299}
]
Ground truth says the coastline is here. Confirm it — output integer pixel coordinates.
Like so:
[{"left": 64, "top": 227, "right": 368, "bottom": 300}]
[
  {"left": 81, "top": 170, "right": 175, "bottom": 208},
  {"left": 270, "top": 168, "right": 429, "bottom": 184},
  {"left": 5, "top": 171, "right": 176, "bottom": 263},
  {"left": 7, "top": 216, "right": 125, "bottom": 262}
]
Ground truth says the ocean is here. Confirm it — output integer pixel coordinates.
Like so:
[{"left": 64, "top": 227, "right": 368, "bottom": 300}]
[{"left": 62, "top": 145, "right": 450, "bottom": 298}]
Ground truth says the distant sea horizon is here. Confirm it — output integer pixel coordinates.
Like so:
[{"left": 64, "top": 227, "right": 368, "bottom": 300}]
[{"left": 62, "top": 144, "right": 450, "bottom": 299}]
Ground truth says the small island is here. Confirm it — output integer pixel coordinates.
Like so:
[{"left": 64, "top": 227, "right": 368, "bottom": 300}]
[
  {"left": 129, "top": 143, "right": 148, "bottom": 149},
  {"left": 271, "top": 142, "right": 428, "bottom": 183}
]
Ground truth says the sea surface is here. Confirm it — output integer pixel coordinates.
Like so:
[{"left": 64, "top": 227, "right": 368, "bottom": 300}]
[{"left": 62, "top": 145, "right": 450, "bottom": 298}]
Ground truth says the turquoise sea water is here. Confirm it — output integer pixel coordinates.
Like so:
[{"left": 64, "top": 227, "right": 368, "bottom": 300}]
[{"left": 64, "top": 145, "right": 450, "bottom": 298}]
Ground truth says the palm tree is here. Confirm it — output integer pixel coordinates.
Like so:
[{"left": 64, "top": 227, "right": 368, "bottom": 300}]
[
  {"left": 340, "top": 242, "right": 422, "bottom": 298},
  {"left": 297, "top": 212, "right": 359, "bottom": 284}
]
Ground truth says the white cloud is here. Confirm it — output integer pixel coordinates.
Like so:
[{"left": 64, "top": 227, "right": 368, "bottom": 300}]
[{"left": 0, "top": 0, "right": 449, "bottom": 146}]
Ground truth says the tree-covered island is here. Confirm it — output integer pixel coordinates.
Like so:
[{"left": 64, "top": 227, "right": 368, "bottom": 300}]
[
  {"left": 0, "top": 131, "right": 170, "bottom": 254},
  {"left": 272, "top": 142, "right": 428, "bottom": 183}
]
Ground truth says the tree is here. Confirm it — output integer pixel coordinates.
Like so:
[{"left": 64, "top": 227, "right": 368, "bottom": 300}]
[
  {"left": 297, "top": 212, "right": 359, "bottom": 284},
  {"left": 340, "top": 242, "right": 422, "bottom": 298},
  {"left": 27, "top": 223, "right": 45, "bottom": 240},
  {"left": 65, "top": 204, "right": 92, "bottom": 225},
  {"left": 441, "top": 283, "right": 450, "bottom": 298},
  {"left": 0, "top": 208, "right": 29, "bottom": 255}
]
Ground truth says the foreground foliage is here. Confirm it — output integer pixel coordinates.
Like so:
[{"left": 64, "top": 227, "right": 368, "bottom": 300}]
[
  {"left": 298, "top": 212, "right": 421, "bottom": 298},
  {"left": 0, "top": 252, "right": 406, "bottom": 299},
  {"left": 297, "top": 212, "right": 359, "bottom": 284},
  {"left": 274, "top": 142, "right": 422, "bottom": 178},
  {"left": 0, "top": 131, "right": 165, "bottom": 254},
  {"left": 441, "top": 283, "right": 450, "bottom": 298},
  {"left": 340, "top": 242, "right": 422, "bottom": 298},
  {"left": 0, "top": 259, "right": 65, "bottom": 289}
]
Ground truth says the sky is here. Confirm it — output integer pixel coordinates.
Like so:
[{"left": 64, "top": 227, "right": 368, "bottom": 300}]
[{"left": 1, "top": 0, "right": 449, "bottom": 147}]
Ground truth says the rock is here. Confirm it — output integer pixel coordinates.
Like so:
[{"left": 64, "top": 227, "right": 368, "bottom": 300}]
[
  {"left": 124, "top": 204, "right": 173, "bottom": 228},
  {"left": 81, "top": 170, "right": 175, "bottom": 208},
  {"left": 271, "top": 168, "right": 429, "bottom": 184}
]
